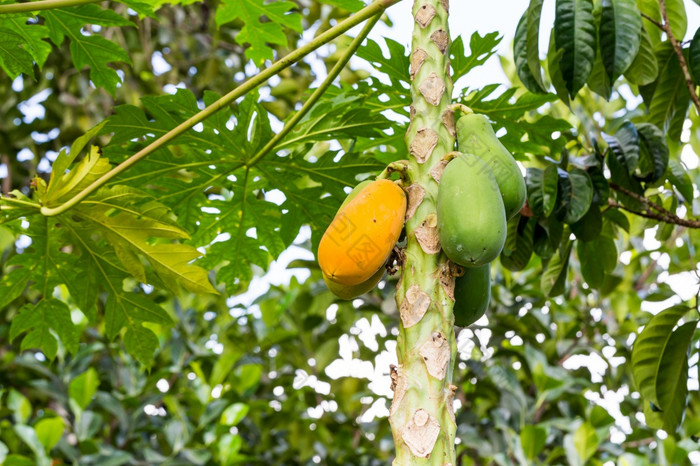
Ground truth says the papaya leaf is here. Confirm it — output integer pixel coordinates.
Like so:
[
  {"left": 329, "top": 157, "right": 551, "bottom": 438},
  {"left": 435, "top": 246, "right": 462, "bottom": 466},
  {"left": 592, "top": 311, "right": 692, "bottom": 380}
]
[
  {"left": 43, "top": 5, "right": 133, "bottom": 95},
  {"left": 0, "top": 265, "right": 31, "bottom": 310},
  {"left": 656, "top": 320, "right": 697, "bottom": 433},
  {"left": 0, "top": 15, "right": 51, "bottom": 69},
  {"left": 319, "top": 0, "right": 363, "bottom": 11},
  {"left": 0, "top": 28, "right": 36, "bottom": 79},
  {"left": 215, "top": 0, "right": 302, "bottom": 65},
  {"left": 451, "top": 31, "right": 502, "bottom": 83},
  {"left": 624, "top": 26, "right": 658, "bottom": 86},
  {"left": 599, "top": 0, "right": 642, "bottom": 82},
  {"left": 9, "top": 299, "right": 78, "bottom": 359},
  {"left": 43, "top": 146, "right": 111, "bottom": 206},
  {"left": 631, "top": 305, "right": 689, "bottom": 405},
  {"left": 553, "top": 0, "right": 596, "bottom": 97},
  {"left": 73, "top": 186, "right": 217, "bottom": 295},
  {"left": 124, "top": 325, "right": 160, "bottom": 367},
  {"left": 356, "top": 37, "right": 409, "bottom": 85}
]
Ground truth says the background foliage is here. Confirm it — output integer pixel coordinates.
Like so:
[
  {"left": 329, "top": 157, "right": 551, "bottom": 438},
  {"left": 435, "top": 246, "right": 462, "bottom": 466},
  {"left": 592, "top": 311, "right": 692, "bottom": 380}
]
[{"left": 0, "top": 0, "right": 698, "bottom": 464}]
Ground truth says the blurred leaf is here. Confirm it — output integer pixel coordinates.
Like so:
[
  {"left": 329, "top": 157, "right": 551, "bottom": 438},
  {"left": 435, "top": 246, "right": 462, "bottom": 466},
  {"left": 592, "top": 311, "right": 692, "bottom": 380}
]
[
  {"left": 9, "top": 299, "right": 78, "bottom": 359},
  {"left": 69, "top": 367, "right": 99, "bottom": 410},
  {"left": 220, "top": 403, "right": 250, "bottom": 426},
  {"left": 34, "top": 417, "right": 64, "bottom": 450},
  {"left": 667, "top": 159, "right": 694, "bottom": 202},
  {"left": 521, "top": 424, "right": 547, "bottom": 460}
]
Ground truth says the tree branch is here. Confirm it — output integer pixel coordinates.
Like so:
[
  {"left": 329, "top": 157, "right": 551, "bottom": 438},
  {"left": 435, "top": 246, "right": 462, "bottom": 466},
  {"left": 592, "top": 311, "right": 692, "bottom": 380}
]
[
  {"left": 659, "top": 0, "right": 700, "bottom": 114},
  {"left": 609, "top": 182, "right": 700, "bottom": 228},
  {"left": 0, "top": 0, "right": 99, "bottom": 14},
  {"left": 641, "top": 12, "right": 664, "bottom": 31},
  {"left": 39, "top": 0, "right": 401, "bottom": 217}
]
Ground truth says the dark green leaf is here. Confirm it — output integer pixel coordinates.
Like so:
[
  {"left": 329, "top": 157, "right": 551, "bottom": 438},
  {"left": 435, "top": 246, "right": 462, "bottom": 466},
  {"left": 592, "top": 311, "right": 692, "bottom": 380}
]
[
  {"left": 656, "top": 320, "right": 697, "bottom": 432},
  {"left": 586, "top": 46, "right": 612, "bottom": 99},
  {"left": 124, "top": 326, "right": 160, "bottom": 366},
  {"left": 631, "top": 306, "right": 688, "bottom": 404},
  {"left": 554, "top": 0, "right": 596, "bottom": 97},
  {"left": 501, "top": 217, "right": 535, "bottom": 271},
  {"left": 542, "top": 164, "right": 559, "bottom": 216},
  {"left": 578, "top": 235, "right": 617, "bottom": 288},
  {"left": 570, "top": 205, "right": 602, "bottom": 241},
  {"left": 541, "top": 241, "right": 572, "bottom": 296},
  {"left": 514, "top": 12, "right": 546, "bottom": 93},
  {"left": 9, "top": 299, "right": 78, "bottom": 359},
  {"left": 635, "top": 122, "right": 669, "bottom": 182},
  {"left": 689, "top": 26, "right": 700, "bottom": 85},
  {"left": 667, "top": 159, "right": 694, "bottom": 202},
  {"left": 624, "top": 26, "right": 659, "bottom": 86},
  {"left": 599, "top": 0, "right": 642, "bottom": 82},
  {"left": 641, "top": 43, "right": 691, "bottom": 142},
  {"left": 562, "top": 168, "right": 593, "bottom": 224},
  {"left": 0, "top": 28, "right": 35, "bottom": 79}
]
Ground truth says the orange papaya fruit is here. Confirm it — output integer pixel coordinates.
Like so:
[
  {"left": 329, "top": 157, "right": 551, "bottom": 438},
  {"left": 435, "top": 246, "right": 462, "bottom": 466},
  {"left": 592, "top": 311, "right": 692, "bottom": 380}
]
[
  {"left": 323, "top": 265, "right": 385, "bottom": 300},
  {"left": 318, "top": 179, "right": 406, "bottom": 286}
]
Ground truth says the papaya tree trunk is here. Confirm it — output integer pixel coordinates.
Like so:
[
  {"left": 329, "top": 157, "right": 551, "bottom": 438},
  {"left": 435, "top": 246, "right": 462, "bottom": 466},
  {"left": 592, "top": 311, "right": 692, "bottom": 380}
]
[{"left": 390, "top": 0, "right": 457, "bottom": 464}]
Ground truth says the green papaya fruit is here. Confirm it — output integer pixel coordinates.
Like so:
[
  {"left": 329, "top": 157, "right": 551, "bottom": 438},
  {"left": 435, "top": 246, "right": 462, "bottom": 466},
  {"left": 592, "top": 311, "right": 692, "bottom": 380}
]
[
  {"left": 454, "top": 263, "right": 490, "bottom": 327},
  {"left": 437, "top": 152, "right": 507, "bottom": 267},
  {"left": 323, "top": 265, "right": 384, "bottom": 300},
  {"left": 456, "top": 113, "right": 527, "bottom": 219}
]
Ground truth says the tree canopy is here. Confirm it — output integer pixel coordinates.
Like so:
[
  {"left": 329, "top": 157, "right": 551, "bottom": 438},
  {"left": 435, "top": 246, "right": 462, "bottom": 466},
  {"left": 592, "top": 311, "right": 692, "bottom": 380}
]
[{"left": 0, "top": 0, "right": 698, "bottom": 464}]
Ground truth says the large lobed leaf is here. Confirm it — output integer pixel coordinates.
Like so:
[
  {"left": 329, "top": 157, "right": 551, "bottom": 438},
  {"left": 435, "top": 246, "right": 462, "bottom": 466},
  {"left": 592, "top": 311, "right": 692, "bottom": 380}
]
[{"left": 215, "top": 0, "right": 302, "bottom": 65}]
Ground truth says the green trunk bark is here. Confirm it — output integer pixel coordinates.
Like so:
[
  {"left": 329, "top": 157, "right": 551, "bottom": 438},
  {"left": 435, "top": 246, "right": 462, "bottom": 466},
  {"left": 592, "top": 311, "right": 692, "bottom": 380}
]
[{"left": 390, "top": 0, "right": 457, "bottom": 464}]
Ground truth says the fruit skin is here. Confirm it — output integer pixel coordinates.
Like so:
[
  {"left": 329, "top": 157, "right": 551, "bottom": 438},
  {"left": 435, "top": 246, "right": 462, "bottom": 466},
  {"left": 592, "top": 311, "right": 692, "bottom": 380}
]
[
  {"left": 456, "top": 113, "right": 527, "bottom": 219},
  {"left": 453, "top": 263, "right": 490, "bottom": 327},
  {"left": 437, "top": 152, "right": 507, "bottom": 267},
  {"left": 318, "top": 179, "right": 406, "bottom": 285},
  {"left": 323, "top": 265, "right": 385, "bottom": 300},
  {"left": 338, "top": 180, "right": 372, "bottom": 212}
]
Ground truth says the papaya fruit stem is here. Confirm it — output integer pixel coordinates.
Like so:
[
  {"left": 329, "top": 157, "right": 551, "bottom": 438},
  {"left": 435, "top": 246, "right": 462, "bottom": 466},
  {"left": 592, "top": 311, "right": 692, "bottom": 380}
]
[
  {"left": 448, "top": 103, "right": 473, "bottom": 117},
  {"left": 441, "top": 151, "right": 460, "bottom": 163},
  {"left": 377, "top": 160, "right": 410, "bottom": 181}
]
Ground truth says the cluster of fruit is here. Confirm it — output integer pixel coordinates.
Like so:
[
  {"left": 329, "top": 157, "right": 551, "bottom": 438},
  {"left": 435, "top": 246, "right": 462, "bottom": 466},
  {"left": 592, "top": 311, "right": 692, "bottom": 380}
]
[{"left": 317, "top": 112, "right": 526, "bottom": 327}]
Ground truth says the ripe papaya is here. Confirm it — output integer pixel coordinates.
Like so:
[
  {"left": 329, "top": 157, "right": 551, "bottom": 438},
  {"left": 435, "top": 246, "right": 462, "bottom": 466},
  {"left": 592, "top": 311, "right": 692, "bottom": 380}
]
[
  {"left": 338, "top": 180, "right": 372, "bottom": 212},
  {"left": 437, "top": 152, "right": 507, "bottom": 267},
  {"left": 323, "top": 265, "right": 385, "bottom": 300},
  {"left": 318, "top": 179, "right": 406, "bottom": 285},
  {"left": 453, "top": 263, "right": 490, "bottom": 327},
  {"left": 456, "top": 113, "right": 526, "bottom": 219}
]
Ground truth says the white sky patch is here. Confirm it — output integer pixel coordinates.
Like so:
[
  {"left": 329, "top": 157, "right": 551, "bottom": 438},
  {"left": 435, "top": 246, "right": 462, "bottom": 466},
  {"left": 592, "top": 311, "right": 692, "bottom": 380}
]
[
  {"left": 563, "top": 352, "right": 608, "bottom": 383},
  {"left": 585, "top": 385, "right": 633, "bottom": 437},
  {"left": 151, "top": 51, "right": 172, "bottom": 76}
]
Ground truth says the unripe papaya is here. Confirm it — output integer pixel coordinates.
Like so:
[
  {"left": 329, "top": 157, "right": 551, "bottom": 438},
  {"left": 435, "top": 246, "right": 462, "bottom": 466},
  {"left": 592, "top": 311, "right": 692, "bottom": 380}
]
[
  {"left": 323, "top": 265, "right": 385, "bottom": 300},
  {"left": 318, "top": 179, "right": 406, "bottom": 285},
  {"left": 437, "top": 152, "right": 507, "bottom": 267},
  {"left": 453, "top": 263, "right": 490, "bottom": 327},
  {"left": 456, "top": 113, "right": 527, "bottom": 219}
]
